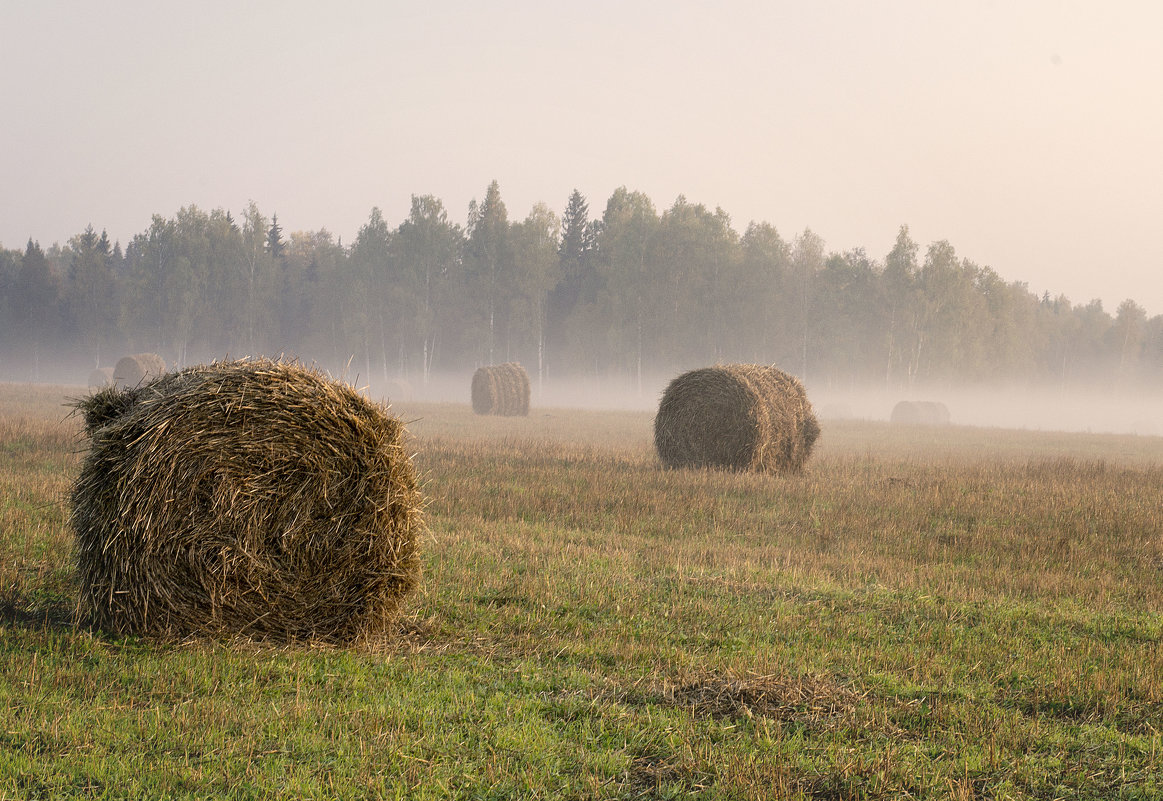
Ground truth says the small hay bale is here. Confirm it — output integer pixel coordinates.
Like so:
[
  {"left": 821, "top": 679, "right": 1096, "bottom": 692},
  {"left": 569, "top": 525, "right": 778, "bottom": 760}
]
[
  {"left": 383, "top": 378, "right": 413, "bottom": 404},
  {"left": 113, "top": 353, "right": 166, "bottom": 388},
  {"left": 70, "top": 358, "right": 424, "bottom": 644},
  {"left": 654, "top": 364, "right": 820, "bottom": 473},
  {"left": 87, "top": 367, "right": 114, "bottom": 389},
  {"left": 890, "top": 400, "right": 951, "bottom": 425},
  {"left": 471, "top": 362, "right": 530, "bottom": 416},
  {"left": 818, "top": 402, "right": 853, "bottom": 420}
]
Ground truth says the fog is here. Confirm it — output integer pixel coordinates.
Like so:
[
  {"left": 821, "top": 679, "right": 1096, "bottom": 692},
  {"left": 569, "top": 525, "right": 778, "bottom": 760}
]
[
  {"left": 5, "top": 349, "right": 1160, "bottom": 439},
  {"left": 806, "top": 385, "right": 1162, "bottom": 438},
  {"left": 531, "top": 379, "right": 1163, "bottom": 438}
]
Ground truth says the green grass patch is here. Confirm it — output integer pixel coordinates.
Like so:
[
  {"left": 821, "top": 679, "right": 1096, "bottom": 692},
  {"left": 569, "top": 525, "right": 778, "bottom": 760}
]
[{"left": 0, "top": 386, "right": 1160, "bottom": 798}]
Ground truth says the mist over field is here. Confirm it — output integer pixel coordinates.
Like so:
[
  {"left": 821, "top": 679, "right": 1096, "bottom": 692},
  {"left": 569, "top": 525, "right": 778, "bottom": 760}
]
[
  {"left": 4, "top": 345, "right": 1160, "bottom": 439},
  {"left": 4, "top": 376, "right": 1161, "bottom": 797},
  {"left": 3, "top": 187, "right": 1163, "bottom": 445},
  {"left": 808, "top": 384, "right": 1163, "bottom": 437},
  {"left": 2, "top": 5, "right": 1161, "bottom": 439}
]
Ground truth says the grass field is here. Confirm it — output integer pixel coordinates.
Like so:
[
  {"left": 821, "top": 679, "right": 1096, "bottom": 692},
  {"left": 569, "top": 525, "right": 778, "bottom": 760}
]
[{"left": 1, "top": 382, "right": 1161, "bottom": 799}]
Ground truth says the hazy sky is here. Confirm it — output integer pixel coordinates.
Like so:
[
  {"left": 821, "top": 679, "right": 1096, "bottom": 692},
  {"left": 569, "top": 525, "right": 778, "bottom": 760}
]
[{"left": 3, "top": 1, "right": 1161, "bottom": 314}]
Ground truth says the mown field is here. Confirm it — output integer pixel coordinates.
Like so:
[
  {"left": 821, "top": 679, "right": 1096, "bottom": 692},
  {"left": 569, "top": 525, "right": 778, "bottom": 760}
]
[{"left": 1, "top": 382, "right": 1161, "bottom": 799}]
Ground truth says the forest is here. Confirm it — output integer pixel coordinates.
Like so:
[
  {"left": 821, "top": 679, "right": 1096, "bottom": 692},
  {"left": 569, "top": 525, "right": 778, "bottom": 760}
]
[{"left": 1, "top": 181, "right": 1159, "bottom": 393}]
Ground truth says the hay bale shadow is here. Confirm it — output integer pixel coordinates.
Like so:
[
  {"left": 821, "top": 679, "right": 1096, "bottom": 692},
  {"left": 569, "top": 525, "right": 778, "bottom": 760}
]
[{"left": 0, "top": 589, "right": 74, "bottom": 633}]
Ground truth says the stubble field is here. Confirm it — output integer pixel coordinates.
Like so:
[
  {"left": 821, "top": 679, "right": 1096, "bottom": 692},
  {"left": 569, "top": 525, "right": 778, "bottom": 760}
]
[{"left": 1, "top": 383, "right": 1161, "bottom": 799}]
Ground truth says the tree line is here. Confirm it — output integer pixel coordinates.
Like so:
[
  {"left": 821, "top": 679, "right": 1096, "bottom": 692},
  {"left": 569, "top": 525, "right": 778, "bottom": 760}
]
[{"left": 1, "top": 181, "right": 1159, "bottom": 391}]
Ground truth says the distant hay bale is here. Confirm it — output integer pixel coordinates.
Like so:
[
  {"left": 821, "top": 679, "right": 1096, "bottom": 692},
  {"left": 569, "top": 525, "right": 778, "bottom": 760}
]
[
  {"left": 70, "top": 358, "right": 424, "bottom": 644},
  {"left": 87, "top": 367, "right": 114, "bottom": 389},
  {"left": 113, "top": 353, "right": 166, "bottom": 388},
  {"left": 890, "top": 400, "right": 951, "bottom": 426},
  {"left": 471, "top": 362, "right": 530, "bottom": 416},
  {"left": 383, "top": 378, "right": 413, "bottom": 404},
  {"left": 921, "top": 401, "right": 951, "bottom": 424},
  {"left": 654, "top": 364, "right": 820, "bottom": 473},
  {"left": 819, "top": 402, "right": 853, "bottom": 420}
]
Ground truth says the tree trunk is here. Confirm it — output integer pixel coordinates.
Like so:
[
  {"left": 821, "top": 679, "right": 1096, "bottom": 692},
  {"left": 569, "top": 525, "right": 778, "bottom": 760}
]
[
  {"left": 636, "top": 304, "right": 643, "bottom": 398},
  {"left": 364, "top": 334, "right": 372, "bottom": 388},
  {"left": 885, "top": 307, "right": 896, "bottom": 386},
  {"left": 423, "top": 336, "right": 431, "bottom": 386},
  {"left": 379, "top": 313, "right": 389, "bottom": 383}
]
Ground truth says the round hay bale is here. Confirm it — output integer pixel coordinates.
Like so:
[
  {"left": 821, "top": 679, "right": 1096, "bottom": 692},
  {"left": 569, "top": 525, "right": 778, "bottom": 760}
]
[
  {"left": 70, "top": 358, "right": 424, "bottom": 644},
  {"left": 890, "top": 400, "right": 950, "bottom": 425},
  {"left": 113, "top": 353, "right": 166, "bottom": 388},
  {"left": 654, "top": 364, "right": 820, "bottom": 473},
  {"left": 87, "top": 367, "right": 114, "bottom": 389},
  {"left": 471, "top": 362, "right": 530, "bottom": 416}
]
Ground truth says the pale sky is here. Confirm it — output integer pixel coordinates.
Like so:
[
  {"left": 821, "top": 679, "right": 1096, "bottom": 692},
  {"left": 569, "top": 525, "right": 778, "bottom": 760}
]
[{"left": 3, "top": 1, "right": 1161, "bottom": 314}]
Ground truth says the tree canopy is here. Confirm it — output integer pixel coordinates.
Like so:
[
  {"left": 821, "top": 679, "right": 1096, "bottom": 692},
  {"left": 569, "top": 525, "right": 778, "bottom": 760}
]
[{"left": 2, "top": 185, "right": 1159, "bottom": 391}]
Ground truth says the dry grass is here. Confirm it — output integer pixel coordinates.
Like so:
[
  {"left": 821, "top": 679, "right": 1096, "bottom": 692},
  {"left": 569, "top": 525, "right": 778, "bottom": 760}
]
[{"left": 2, "top": 386, "right": 1161, "bottom": 798}]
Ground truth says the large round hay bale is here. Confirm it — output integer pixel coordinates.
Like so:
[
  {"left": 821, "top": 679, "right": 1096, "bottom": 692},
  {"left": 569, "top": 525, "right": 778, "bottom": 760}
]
[
  {"left": 112, "top": 353, "right": 166, "bottom": 388},
  {"left": 87, "top": 367, "right": 114, "bottom": 389},
  {"left": 890, "top": 400, "right": 951, "bottom": 425},
  {"left": 654, "top": 364, "right": 820, "bottom": 473},
  {"left": 70, "top": 358, "right": 424, "bottom": 644},
  {"left": 471, "top": 362, "right": 530, "bottom": 416}
]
